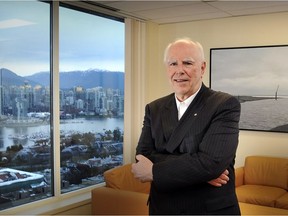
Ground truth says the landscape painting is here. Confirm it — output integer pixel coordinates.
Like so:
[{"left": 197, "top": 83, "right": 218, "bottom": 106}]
[{"left": 210, "top": 45, "right": 288, "bottom": 133}]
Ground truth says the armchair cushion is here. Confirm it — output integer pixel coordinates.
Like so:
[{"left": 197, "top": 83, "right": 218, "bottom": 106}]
[
  {"left": 91, "top": 186, "right": 149, "bottom": 215},
  {"left": 236, "top": 185, "right": 286, "bottom": 207},
  {"left": 244, "top": 156, "right": 288, "bottom": 189},
  {"left": 276, "top": 193, "right": 288, "bottom": 210},
  {"left": 235, "top": 167, "right": 244, "bottom": 187}
]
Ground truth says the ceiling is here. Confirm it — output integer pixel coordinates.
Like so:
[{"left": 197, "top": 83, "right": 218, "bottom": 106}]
[{"left": 90, "top": 1, "right": 288, "bottom": 24}]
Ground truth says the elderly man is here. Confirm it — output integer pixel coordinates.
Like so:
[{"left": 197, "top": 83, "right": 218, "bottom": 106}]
[{"left": 132, "top": 38, "right": 241, "bottom": 215}]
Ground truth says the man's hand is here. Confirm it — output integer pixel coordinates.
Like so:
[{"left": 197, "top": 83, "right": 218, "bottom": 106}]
[
  {"left": 131, "top": 154, "right": 153, "bottom": 183},
  {"left": 208, "top": 169, "right": 229, "bottom": 187}
]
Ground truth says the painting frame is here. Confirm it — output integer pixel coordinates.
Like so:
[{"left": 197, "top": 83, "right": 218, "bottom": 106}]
[{"left": 210, "top": 45, "right": 288, "bottom": 133}]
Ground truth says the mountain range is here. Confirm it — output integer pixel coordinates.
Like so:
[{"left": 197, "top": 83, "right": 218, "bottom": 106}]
[{"left": 0, "top": 68, "right": 124, "bottom": 91}]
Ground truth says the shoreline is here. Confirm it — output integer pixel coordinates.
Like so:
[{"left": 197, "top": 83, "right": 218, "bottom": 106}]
[
  {"left": 270, "top": 124, "right": 288, "bottom": 132},
  {"left": 236, "top": 95, "right": 276, "bottom": 103}
]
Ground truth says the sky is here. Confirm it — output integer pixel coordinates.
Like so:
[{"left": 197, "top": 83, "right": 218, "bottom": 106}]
[
  {"left": 210, "top": 46, "right": 288, "bottom": 97},
  {"left": 0, "top": 1, "right": 125, "bottom": 76}
]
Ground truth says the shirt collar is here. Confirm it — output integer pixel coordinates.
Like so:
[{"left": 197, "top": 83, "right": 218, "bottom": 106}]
[{"left": 175, "top": 84, "right": 202, "bottom": 108}]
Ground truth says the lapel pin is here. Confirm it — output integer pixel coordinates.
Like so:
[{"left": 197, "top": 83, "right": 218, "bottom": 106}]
[{"left": 194, "top": 113, "right": 197, "bottom": 116}]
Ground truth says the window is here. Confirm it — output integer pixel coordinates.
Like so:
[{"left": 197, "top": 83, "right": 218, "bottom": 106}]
[
  {"left": 59, "top": 4, "right": 124, "bottom": 193},
  {"left": 0, "top": 1, "right": 51, "bottom": 210},
  {"left": 0, "top": 1, "right": 124, "bottom": 210}
]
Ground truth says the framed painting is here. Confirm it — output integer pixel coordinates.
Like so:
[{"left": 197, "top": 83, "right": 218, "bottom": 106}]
[{"left": 210, "top": 45, "right": 288, "bottom": 133}]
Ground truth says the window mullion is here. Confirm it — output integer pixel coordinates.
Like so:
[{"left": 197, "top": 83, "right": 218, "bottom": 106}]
[{"left": 51, "top": 0, "right": 61, "bottom": 197}]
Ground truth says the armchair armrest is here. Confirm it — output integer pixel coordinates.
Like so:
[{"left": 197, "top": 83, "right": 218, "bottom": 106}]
[{"left": 104, "top": 163, "right": 150, "bottom": 193}]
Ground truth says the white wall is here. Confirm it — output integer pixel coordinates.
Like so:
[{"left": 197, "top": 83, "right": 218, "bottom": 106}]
[{"left": 144, "top": 12, "right": 288, "bottom": 167}]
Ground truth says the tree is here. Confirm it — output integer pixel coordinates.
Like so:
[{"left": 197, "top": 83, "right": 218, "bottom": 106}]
[{"left": 113, "top": 128, "right": 121, "bottom": 141}]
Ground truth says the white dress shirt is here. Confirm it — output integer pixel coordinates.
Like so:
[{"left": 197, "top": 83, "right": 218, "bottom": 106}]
[{"left": 175, "top": 86, "right": 201, "bottom": 120}]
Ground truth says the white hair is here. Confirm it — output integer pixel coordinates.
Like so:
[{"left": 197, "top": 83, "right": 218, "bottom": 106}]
[{"left": 163, "top": 37, "right": 205, "bottom": 64}]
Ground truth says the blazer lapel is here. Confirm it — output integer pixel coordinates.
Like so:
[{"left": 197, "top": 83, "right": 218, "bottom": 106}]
[
  {"left": 165, "top": 85, "right": 210, "bottom": 153},
  {"left": 161, "top": 95, "right": 178, "bottom": 143}
]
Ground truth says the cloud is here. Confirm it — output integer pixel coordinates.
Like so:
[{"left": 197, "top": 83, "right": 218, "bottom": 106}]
[
  {"left": 211, "top": 46, "right": 288, "bottom": 96},
  {"left": 0, "top": 19, "right": 36, "bottom": 29}
]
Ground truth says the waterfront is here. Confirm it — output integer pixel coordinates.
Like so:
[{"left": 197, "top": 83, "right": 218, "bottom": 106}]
[
  {"left": 0, "top": 116, "right": 124, "bottom": 210},
  {"left": 240, "top": 97, "right": 288, "bottom": 131},
  {"left": 0, "top": 117, "right": 124, "bottom": 151}
]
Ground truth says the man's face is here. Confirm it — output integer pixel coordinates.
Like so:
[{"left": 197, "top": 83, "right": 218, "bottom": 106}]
[{"left": 166, "top": 42, "right": 206, "bottom": 101}]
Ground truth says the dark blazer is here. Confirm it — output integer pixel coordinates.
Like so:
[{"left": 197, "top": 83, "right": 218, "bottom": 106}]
[{"left": 136, "top": 84, "right": 241, "bottom": 215}]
